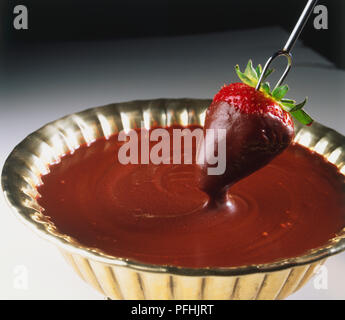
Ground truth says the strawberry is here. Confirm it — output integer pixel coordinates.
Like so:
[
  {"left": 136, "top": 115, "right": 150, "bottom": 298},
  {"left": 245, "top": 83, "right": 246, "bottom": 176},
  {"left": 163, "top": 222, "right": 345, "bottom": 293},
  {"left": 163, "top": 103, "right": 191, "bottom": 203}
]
[{"left": 199, "top": 60, "right": 313, "bottom": 203}]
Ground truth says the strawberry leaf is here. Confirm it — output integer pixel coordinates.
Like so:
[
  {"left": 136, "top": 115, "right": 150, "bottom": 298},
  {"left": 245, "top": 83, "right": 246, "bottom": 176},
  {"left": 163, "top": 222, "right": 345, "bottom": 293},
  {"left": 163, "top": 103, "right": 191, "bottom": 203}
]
[
  {"left": 281, "top": 98, "right": 296, "bottom": 104},
  {"left": 291, "top": 109, "right": 313, "bottom": 126},
  {"left": 255, "top": 64, "right": 263, "bottom": 79},
  {"left": 289, "top": 97, "right": 308, "bottom": 112},
  {"left": 235, "top": 60, "right": 313, "bottom": 126},
  {"left": 280, "top": 105, "right": 292, "bottom": 113},
  {"left": 261, "top": 82, "right": 271, "bottom": 95},
  {"left": 262, "top": 68, "right": 274, "bottom": 81},
  {"left": 281, "top": 102, "right": 295, "bottom": 112},
  {"left": 245, "top": 60, "right": 259, "bottom": 81},
  {"left": 235, "top": 65, "right": 257, "bottom": 87},
  {"left": 272, "top": 85, "right": 289, "bottom": 101}
]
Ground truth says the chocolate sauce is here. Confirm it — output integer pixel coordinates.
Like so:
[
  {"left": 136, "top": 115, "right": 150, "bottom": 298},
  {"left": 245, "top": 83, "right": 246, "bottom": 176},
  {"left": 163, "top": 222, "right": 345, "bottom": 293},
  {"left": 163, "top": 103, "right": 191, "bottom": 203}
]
[{"left": 37, "top": 126, "right": 345, "bottom": 268}]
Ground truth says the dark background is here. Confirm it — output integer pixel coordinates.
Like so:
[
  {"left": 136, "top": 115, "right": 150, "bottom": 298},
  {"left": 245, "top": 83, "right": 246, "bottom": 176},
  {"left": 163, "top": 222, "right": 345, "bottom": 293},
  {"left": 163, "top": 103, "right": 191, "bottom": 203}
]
[{"left": 1, "top": 0, "right": 344, "bottom": 69}]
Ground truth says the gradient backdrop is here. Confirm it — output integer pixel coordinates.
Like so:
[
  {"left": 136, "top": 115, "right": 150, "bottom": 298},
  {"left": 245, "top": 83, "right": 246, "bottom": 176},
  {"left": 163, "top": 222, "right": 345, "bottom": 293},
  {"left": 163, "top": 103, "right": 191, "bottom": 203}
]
[{"left": 0, "top": 1, "right": 344, "bottom": 299}]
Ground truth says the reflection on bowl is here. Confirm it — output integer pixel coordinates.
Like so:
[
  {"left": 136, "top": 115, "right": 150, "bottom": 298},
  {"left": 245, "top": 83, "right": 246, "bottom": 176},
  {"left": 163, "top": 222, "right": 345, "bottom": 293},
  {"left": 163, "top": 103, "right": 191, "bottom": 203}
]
[{"left": 2, "top": 98, "right": 345, "bottom": 300}]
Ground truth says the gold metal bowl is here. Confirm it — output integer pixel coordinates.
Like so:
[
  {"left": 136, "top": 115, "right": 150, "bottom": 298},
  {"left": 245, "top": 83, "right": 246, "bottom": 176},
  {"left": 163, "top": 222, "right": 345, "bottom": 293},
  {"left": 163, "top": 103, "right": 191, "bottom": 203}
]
[{"left": 2, "top": 98, "right": 345, "bottom": 300}]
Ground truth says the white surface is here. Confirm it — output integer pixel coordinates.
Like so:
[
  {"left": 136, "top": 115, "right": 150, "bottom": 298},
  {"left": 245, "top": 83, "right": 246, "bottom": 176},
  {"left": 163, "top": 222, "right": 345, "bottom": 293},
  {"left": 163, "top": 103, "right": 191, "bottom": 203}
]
[{"left": 1, "top": 27, "right": 345, "bottom": 299}]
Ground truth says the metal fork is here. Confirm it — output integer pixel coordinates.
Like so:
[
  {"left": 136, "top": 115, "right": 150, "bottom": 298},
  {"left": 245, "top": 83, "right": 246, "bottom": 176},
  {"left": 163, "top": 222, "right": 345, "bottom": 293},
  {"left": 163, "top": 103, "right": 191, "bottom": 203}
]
[{"left": 256, "top": 0, "right": 319, "bottom": 91}]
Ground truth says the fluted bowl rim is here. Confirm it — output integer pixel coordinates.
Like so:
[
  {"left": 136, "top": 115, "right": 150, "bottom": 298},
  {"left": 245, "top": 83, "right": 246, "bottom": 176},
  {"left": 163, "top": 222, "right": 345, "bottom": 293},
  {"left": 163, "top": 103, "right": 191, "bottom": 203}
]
[{"left": 2, "top": 98, "right": 345, "bottom": 277}]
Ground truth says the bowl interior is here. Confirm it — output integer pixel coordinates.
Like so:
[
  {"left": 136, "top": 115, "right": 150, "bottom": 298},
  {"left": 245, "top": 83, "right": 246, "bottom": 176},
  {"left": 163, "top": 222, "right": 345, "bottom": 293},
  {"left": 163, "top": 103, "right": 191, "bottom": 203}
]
[{"left": 2, "top": 98, "right": 345, "bottom": 276}]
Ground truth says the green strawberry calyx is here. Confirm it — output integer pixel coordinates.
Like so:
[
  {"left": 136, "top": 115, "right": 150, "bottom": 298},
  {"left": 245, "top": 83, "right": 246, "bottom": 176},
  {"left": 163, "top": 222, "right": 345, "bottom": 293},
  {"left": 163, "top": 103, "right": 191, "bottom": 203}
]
[{"left": 235, "top": 60, "right": 313, "bottom": 126}]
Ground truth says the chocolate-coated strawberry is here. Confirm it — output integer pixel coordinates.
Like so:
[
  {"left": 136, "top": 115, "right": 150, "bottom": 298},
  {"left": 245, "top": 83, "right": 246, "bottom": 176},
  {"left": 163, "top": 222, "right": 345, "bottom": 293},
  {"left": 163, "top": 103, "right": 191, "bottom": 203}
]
[{"left": 199, "top": 60, "right": 313, "bottom": 203}]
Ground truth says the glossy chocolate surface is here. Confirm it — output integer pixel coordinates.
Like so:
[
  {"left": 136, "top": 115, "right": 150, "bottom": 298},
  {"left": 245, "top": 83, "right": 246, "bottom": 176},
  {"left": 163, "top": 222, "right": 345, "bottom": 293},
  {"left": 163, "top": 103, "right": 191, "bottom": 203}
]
[{"left": 37, "top": 126, "right": 345, "bottom": 267}]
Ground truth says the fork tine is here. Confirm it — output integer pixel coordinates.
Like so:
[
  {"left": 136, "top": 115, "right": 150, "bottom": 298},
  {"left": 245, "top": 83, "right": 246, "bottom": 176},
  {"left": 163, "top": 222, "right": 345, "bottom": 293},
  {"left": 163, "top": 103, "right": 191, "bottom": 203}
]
[
  {"left": 256, "top": 50, "right": 292, "bottom": 91},
  {"left": 256, "top": 0, "right": 317, "bottom": 91}
]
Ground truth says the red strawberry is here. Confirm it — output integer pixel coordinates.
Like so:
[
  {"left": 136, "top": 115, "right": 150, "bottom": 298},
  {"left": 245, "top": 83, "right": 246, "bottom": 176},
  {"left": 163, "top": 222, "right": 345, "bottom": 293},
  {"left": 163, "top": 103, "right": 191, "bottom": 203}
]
[{"left": 199, "top": 60, "right": 312, "bottom": 204}]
